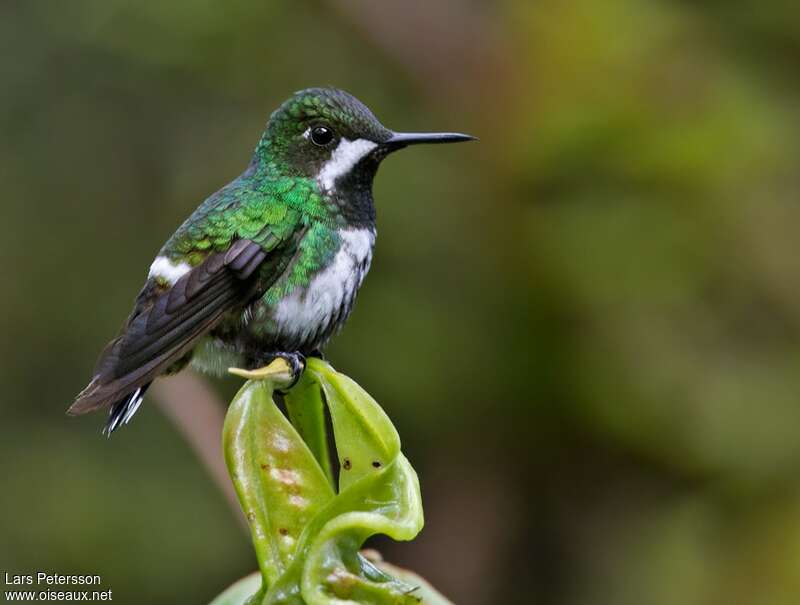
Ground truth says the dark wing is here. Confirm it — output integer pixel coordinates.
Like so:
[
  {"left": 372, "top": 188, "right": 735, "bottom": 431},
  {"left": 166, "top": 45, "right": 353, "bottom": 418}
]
[{"left": 68, "top": 239, "right": 268, "bottom": 416}]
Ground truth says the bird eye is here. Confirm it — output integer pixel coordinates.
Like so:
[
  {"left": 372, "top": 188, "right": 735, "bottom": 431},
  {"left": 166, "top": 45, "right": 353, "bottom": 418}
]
[{"left": 310, "top": 126, "right": 334, "bottom": 146}]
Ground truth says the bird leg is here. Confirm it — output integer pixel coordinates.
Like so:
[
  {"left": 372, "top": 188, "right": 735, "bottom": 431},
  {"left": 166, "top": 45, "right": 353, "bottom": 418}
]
[{"left": 228, "top": 352, "right": 306, "bottom": 391}]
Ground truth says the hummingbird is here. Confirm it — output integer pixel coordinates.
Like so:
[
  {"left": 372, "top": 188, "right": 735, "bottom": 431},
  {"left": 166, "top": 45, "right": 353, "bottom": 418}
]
[{"left": 68, "top": 87, "right": 474, "bottom": 434}]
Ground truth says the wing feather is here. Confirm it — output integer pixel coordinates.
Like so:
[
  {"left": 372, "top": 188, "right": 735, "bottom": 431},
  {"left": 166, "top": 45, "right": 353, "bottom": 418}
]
[{"left": 68, "top": 239, "right": 268, "bottom": 415}]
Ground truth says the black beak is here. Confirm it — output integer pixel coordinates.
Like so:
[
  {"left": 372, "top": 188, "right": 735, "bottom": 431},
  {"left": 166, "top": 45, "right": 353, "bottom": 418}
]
[{"left": 384, "top": 131, "right": 477, "bottom": 150}]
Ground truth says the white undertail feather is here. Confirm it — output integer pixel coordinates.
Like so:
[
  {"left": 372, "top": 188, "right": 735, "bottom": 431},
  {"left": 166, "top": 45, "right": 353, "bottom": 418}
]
[
  {"left": 148, "top": 256, "right": 191, "bottom": 285},
  {"left": 120, "top": 388, "right": 144, "bottom": 425},
  {"left": 317, "top": 138, "right": 378, "bottom": 192},
  {"left": 103, "top": 387, "right": 145, "bottom": 436}
]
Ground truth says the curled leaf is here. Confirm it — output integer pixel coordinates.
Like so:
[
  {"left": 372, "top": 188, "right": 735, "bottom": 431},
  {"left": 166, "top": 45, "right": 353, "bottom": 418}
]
[
  {"left": 216, "top": 360, "right": 444, "bottom": 605},
  {"left": 223, "top": 379, "right": 335, "bottom": 595}
]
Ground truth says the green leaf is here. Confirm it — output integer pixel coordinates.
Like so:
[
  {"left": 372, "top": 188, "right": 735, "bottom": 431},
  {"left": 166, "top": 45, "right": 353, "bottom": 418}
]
[
  {"left": 306, "top": 358, "right": 400, "bottom": 493},
  {"left": 209, "top": 573, "right": 261, "bottom": 605},
  {"left": 367, "top": 557, "right": 454, "bottom": 605},
  {"left": 296, "top": 453, "right": 424, "bottom": 604},
  {"left": 223, "top": 379, "right": 335, "bottom": 594},
  {"left": 284, "top": 374, "right": 335, "bottom": 488},
  {"left": 215, "top": 359, "right": 443, "bottom": 605}
]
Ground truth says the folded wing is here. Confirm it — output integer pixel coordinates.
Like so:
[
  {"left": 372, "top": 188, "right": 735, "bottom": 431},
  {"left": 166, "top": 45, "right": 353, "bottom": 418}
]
[{"left": 68, "top": 239, "right": 268, "bottom": 416}]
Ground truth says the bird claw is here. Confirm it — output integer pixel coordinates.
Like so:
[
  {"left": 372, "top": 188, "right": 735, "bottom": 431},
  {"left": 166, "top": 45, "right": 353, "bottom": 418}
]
[{"left": 228, "top": 352, "right": 306, "bottom": 390}]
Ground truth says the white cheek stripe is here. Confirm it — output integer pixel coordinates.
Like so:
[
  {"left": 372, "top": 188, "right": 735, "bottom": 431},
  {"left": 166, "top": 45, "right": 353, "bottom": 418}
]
[
  {"left": 148, "top": 256, "right": 191, "bottom": 285},
  {"left": 317, "top": 138, "right": 377, "bottom": 192}
]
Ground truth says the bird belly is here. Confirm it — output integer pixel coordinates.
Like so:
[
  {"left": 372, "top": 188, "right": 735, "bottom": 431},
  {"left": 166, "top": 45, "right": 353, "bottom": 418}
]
[
  {"left": 190, "top": 227, "right": 374, "bottom": 373},
  {"left": 265, "top": 227, "right": 374, "bottom": 351}
]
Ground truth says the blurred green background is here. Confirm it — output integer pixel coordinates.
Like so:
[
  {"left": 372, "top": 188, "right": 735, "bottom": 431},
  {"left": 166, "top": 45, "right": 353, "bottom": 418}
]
[{"left": 3, "top": 1, "right": 800, "bottom": 603}]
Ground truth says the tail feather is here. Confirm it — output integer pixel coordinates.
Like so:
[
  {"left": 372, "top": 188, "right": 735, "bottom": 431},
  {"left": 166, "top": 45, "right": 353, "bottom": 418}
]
[{"left": 103, "top": 383, "right": 151, "bottom": 436}]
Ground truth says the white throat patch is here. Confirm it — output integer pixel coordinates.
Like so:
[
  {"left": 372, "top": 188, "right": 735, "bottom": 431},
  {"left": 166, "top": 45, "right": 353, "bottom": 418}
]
[{"left": 317, "top": 138, "right": 377, "bottom": 192}]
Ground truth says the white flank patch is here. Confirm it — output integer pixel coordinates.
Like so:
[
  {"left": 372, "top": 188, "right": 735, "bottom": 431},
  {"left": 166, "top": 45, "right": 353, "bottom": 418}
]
[
  {"left": 317, "top": 138, "right": 377, "bottom": 192},
  {"left": 148, "top": 256, "right": 191, "bottom": 285},
  {"left": 273, "top": 228, "right": 375, "bottom": 341}
]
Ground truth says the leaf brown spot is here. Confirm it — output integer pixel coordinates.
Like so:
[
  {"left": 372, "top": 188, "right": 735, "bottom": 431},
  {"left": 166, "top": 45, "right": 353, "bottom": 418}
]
[
  {"left": 372, "top": 461, "right": 382, "bottom": 468},
  {"left": 342, "top": 458, "right": 352, "bottom": 470}
]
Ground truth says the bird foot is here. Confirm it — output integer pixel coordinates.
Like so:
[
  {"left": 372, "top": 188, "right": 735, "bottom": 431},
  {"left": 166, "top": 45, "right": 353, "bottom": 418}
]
[{"left": 228, "top": 352, "right": 306, "bottom": 390}]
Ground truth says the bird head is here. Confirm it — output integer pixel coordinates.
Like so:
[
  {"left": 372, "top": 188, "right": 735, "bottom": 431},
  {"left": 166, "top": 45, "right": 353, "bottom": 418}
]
[{"left": 255, "top": 87, "right": 475, "bottom": 193}]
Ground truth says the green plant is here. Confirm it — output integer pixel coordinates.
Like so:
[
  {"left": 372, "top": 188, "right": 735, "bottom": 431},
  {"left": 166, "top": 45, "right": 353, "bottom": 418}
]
[{"left": 210, "top": 358, "right": 451, "bottom": 605}]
